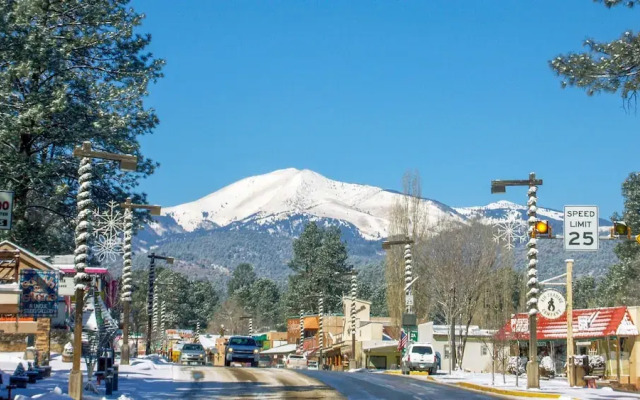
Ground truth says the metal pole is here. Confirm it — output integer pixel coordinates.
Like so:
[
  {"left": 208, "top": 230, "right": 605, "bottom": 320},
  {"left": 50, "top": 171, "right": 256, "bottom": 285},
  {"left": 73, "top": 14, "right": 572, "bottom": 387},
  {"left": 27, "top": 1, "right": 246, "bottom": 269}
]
[
  {"left": 69, "top": 156, "right": 93, "bottom": 400},
  {"left": 152, "top": 279, "right": 159, "bottom": 351},
  {"left": 299, "top": 309, "right": 304, "bottom": 354},
  {"left": 566, "top": 259, "right": 575, "bottom": 386},
  {"left": 121, "top": 206, "right": 133, "bottom": 365},
  {"left": 319, "top": 295, "right": 324, "bottom": 369},
  {"left": 526, "top": 173, "right": 540, "bottom": 389},
  {"left": 145, "top": 254, "right": 156, "bottom": 356},
  {"left": 350, "top": 273, "right": 357, "bottom": 369}
]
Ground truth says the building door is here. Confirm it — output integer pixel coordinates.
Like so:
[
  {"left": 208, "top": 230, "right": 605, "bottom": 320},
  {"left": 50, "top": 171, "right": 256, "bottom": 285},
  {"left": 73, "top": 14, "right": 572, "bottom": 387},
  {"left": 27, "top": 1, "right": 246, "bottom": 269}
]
[{"left": 369, "top": 355, "right": 387, "bottom": 370}]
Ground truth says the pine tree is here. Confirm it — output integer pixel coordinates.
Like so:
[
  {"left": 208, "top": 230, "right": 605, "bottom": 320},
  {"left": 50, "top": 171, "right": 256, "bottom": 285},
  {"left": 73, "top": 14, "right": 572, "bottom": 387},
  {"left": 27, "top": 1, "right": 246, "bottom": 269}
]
[
  {"left": 0, "top": 0, "right": 164, "bottom": 253},
  {"left": 550, "top": 1, "right": 640, "bottom": 104},
  {"left": 597, "top": 173, "right": 640, "bottom": 305},
  {"left": 286, "top": 223, "right": 350, "bottom": 314}
]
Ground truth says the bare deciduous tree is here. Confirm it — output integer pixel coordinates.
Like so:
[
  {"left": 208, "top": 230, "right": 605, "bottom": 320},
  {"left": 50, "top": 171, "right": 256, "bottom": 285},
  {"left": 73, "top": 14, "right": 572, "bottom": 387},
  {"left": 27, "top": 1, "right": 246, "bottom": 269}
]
[
  {"left": 419, "top": 220, "right": 502, "bottom": 372},
  {"left": 385, "top": 171, "right": 430, "bottom": 327}
]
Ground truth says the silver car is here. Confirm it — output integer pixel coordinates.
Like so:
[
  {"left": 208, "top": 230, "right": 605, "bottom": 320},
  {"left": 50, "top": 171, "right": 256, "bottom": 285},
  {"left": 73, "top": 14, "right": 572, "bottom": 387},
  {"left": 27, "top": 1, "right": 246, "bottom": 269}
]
[{"left": 180, "top": 343, "right": 206, "bottom": 365}]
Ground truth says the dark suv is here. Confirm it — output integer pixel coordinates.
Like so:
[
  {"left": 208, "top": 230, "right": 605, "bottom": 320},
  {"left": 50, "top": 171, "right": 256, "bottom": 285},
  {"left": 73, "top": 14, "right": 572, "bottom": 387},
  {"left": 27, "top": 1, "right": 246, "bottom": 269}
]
[{"left": 224, "top": 336, "right": 260, "bottom": 367}]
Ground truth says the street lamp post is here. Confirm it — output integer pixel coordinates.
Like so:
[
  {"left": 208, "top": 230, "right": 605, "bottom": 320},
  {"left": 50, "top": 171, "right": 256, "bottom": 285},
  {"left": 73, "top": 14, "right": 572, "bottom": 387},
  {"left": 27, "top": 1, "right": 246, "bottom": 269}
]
[
  {"left": 143, "top": 252, "right": 173, "bottom": 357},
  {"left": 69, "top": 142, "right": 137, "bottom": 400},
  {"left": 491, "top": 172, "right": 543, "bottom": 389},
  {"left": 119, "top": 199, "right": 162, "bottom": 365},
  {"left": 381, "top": 237, "right": 417, "bottom": 353},
  {"left": 350, "top": 273, "right": 357, "bottom": 369}
]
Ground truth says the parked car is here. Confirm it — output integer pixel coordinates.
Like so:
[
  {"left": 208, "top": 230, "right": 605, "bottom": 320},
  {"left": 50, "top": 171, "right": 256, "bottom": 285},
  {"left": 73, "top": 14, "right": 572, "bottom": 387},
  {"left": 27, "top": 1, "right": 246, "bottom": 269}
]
[
  {"left": 180, "top": 343, "right": 206, "bottom": 366},
  {"left": 401, "top": 342, "right": 437, "bottom": 375},
  {"left": 224, "top": 336, "right": 260, "bottom": 367},
  {"left": 258, "top": 354, "right": 271, "bottom": 368},
  {"left": 285, "top": 354, "right": 307, "bottom": 369},
  {"left": 307, "top": 360, "right": 319, "bottom": 370}
]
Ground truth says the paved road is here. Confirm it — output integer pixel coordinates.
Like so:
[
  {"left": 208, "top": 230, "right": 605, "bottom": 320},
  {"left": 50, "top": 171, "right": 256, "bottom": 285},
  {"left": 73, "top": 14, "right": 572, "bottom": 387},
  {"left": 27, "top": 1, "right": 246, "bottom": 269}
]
[
  {"left": 166, "top": 365, "right": 341, "bottom": 399},
  {"left": 299, "top": 370, "right": 501, "bottom": 400}
]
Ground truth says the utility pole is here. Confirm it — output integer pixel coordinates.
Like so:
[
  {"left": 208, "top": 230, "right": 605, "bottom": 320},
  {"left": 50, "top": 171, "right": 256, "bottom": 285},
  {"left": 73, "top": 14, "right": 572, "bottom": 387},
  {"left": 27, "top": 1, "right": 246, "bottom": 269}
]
[
  {"left": 350, "top": 273, "right": 357, "bottom": 369},
  {"left": 491, "top": 172, "right": 543, "bottom": 389},
  {"left": 69, "top": 142, "right": 137, "bottom": 400},
  {"left": 143, "top": 253, "right": 173, "bottom": 357},
  {"left": 566, "top": 259, "right": 575, "bottom": 387},
  {"left": 120, "top": 198, "right": 162, "bottom": 365}
]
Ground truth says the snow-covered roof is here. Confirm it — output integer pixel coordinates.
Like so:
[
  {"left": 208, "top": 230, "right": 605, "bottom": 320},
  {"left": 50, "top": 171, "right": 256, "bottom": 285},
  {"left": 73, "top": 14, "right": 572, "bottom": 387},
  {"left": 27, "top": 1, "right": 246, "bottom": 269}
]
[
  {"left": 0, "top": 241, "right": 55, "bottom": 270},
  {"left": 431, "top": 325, "right": 495, "bottom": 338},
  {"left": 260, "top": 344, "right": 297, "bottom": 355},
  {"left": 198, "top": 335, "right": 220, "bottom": 349},
  {"left": 363, "top": 340, "right": 399, "bottom": 351}
]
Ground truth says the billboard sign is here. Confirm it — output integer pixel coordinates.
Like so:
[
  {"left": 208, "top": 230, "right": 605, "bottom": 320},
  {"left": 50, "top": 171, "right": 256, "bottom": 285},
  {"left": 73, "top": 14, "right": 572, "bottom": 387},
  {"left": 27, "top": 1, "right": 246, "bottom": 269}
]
[{"left": 19, "top": 270, "right": 58, "bottom": 317}]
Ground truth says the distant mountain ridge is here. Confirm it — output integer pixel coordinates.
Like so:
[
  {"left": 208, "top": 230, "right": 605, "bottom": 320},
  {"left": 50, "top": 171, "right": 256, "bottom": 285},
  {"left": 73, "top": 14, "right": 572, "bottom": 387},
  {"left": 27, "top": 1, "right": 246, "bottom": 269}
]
[{"left": 133, "top": 169, "right": 617, "bottom": 283}]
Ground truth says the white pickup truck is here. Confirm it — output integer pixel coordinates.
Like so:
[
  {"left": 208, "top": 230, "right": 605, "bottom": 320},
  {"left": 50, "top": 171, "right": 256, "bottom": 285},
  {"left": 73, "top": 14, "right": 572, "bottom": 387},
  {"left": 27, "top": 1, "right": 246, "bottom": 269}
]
[{"left": 285, "top": 354, "right": 307, "bottom": 369}]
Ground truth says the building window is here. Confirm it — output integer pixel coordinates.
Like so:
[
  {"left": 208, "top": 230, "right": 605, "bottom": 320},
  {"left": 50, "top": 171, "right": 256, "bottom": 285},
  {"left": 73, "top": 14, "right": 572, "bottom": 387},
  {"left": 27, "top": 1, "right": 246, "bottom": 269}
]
[{"left": 481, "top": 345, "right": 489, "bottom": 356}]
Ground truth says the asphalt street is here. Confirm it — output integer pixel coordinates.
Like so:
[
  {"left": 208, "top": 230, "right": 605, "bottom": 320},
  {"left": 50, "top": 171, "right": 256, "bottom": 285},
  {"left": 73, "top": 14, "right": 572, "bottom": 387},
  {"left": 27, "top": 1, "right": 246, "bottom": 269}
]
[{"left": 299, "top": 370, "right": 501, "bottom": 400}]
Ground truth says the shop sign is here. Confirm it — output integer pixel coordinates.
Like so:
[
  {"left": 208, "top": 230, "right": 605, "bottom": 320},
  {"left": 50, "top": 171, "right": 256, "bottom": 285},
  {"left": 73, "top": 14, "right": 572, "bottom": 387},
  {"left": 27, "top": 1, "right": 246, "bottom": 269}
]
[
  {"left": 538, "top": 289, "right": 566, "bottom": 320},
  {"left": 577, "top": 312, "right": 598, "bottom": 332},
  {"left": 58, "top": 277, "right": 75, "bottom": 296},
  {"left": 510, "top": 317, "right": 529, "bottom": 333},
  {"left": 617, "top": 313, "right": 639, "bottom": 336},
  {"left": 19, "top": 270, "right": 58, "bottom": 317}
]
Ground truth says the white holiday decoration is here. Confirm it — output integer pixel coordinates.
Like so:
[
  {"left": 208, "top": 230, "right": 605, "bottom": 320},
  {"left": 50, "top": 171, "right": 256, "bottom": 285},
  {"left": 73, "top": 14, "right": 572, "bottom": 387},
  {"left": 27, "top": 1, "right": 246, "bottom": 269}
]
[
  {"left": 492, "top": 214, "right": 528, "bottom": 250},
  {"left": 92, "top": 201, "right": 125, "bottom": 262}
]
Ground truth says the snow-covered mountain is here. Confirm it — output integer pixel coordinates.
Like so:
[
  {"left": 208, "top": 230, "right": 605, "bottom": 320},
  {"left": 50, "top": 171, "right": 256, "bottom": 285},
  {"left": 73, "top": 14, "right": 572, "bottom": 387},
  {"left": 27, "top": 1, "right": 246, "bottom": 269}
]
[
  {"left": 154, "top": 168, "right": 463, "bottom": 241},
  {"left": 134, "top": 169, "right": 616, "bottom": 283}
]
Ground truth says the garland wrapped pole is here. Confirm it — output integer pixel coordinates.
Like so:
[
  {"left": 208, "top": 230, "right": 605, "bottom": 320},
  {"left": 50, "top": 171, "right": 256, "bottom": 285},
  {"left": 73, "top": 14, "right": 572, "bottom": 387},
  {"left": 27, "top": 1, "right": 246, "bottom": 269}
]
[
  {"left": 318, "top": 295, "right": 324, "bottom": 368},
  {"left": 350, "top": 273, "right": 358, "bottom": 369},
  {"left": 119, "top": 199, "right": 162, "bottom": 364},
  {"left": 490, "top": 172, "right": 543, "bottom": 389},
  {"left": 69, "top": 142, "right": 137, "bottom": 400},
  {"left": 299, "top": 309, "right": 304, "bottom": 354}
]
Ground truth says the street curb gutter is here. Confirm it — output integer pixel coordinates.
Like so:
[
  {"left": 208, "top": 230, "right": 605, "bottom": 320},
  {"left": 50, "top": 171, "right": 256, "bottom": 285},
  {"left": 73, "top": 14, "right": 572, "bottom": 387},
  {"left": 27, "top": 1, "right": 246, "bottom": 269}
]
[{"left": 455, "top": 382, "right": 571, "bottom": 399}]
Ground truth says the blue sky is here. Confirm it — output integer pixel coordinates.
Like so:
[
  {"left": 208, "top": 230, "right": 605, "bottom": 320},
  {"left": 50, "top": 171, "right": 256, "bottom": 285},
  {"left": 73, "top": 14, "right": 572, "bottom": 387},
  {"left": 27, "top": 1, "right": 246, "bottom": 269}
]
[{"left": 134, "top": 1, "right": 638, "bottom": 219}]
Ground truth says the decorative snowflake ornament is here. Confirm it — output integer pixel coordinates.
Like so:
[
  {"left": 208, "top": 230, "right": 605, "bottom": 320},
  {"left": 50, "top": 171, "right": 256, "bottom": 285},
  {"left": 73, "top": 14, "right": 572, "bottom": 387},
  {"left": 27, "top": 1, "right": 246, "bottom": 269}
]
[
  {"left": 493, "top": 216, "right": 528, "bottom": 250},
  {"left": 92, "top": 201, "right": 125, "bottom": 262}
]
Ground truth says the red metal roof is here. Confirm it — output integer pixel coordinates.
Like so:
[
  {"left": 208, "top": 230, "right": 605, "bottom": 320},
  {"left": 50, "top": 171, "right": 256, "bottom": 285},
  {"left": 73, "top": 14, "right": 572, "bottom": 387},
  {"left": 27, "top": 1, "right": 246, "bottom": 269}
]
[{"left": 499, "top": 306, "right": 638, "bottom": 340}]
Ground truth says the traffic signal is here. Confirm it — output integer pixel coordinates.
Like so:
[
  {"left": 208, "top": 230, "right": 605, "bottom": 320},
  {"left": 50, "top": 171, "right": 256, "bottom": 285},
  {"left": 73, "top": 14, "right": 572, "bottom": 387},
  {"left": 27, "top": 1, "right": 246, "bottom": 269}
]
[
  {"left": 611, "top": 221, "right": 631, "bottom": 239},
  {"left": 532, "top": 220, "right": 551, "bottom": 238}
]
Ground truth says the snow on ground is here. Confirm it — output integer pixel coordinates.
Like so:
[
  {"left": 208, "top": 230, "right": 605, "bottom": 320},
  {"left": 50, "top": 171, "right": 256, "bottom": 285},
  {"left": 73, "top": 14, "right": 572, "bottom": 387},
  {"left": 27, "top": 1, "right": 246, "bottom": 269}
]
[
  {"left": 0, "top": 352, "right": 173, "bottom": 399},
  {"left": 423, "top": 371, "right": 640, "bottom": 400}
]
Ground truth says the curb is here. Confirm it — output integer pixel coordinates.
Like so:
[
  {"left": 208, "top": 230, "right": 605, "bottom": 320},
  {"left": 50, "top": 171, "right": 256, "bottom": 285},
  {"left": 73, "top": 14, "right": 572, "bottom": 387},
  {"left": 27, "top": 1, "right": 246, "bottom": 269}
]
[
  {"left": 383, "top": 370, "right": 429, "bottom": 376},
  {"left": 455, "top": 382, "right": 571, "bottom": 399}
]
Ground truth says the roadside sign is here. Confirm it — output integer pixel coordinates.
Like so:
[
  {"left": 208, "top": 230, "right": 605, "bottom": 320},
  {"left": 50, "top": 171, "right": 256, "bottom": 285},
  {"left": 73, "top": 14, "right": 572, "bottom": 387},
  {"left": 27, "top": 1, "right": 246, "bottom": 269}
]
[
  {"left": 406, "top": 294, "right": 414, "bottom": 307},
  {"left": 19, "top": 270, "right": 58, "bottom": 317},
  {"left": 564, "top": 206, "right": 598, "bottom": 251},
  {"left": 58, "top": 277, "right": 76, "bottom": 296},
  {"left": 0, "top": 191, "right": 14, "bottom": 230},
  {"left": 538, "top": 289, "right": 566, "bottom": 320},
  {"left": 409, "top": 331, "right": 418, "bottom": 342}
]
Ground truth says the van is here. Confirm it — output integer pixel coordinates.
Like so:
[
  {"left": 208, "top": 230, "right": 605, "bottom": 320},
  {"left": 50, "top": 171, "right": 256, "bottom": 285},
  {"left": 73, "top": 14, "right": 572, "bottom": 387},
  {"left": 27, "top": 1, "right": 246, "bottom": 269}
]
[{"left": 401, "top": 342, "right": 436, "bottom": 375}]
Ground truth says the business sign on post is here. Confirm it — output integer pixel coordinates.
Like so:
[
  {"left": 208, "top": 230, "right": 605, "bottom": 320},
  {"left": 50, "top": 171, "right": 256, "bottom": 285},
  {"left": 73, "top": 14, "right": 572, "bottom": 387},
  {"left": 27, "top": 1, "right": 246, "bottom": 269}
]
[
  {"left": 538, "top": 289, "right": 566, "bottom": 320},
  {"left": 58, "top": 277, "right": 76, "bottom": 296},
  {"left": 0, "top": 191, "right": 14, "bottom": 230},
  {"left": 19, "top": 270, "right": 58, "bottom": 317},
  {"left": 564, "top": 205, "right": 599, "bottom": 251}
]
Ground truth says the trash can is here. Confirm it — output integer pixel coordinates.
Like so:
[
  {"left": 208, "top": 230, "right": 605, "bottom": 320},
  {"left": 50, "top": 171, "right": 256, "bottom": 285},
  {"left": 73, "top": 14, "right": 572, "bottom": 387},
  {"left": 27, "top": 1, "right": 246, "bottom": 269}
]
[
  {"left": 105, "top": 368, "right": 114, "bottom": 396},
  {"left": 113, "top": 365, "right": 119, "bottom": 391}
]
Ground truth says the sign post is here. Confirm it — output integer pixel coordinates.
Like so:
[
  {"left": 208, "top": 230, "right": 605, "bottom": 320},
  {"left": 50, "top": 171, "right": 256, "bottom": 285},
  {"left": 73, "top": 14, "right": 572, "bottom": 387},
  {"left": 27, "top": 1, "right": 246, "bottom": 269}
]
[
  {"left": 564, "top": 206, "right": 599, "bottom": 251},
  {"left": 0, "top": 191, "right": 14, "bottom": 230}
]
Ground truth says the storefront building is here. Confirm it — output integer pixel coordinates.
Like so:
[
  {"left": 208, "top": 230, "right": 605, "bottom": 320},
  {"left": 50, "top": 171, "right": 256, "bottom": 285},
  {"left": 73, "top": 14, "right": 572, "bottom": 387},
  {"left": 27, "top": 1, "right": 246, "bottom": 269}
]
[{"left": 500, "top": 306, "right": 640, "bottom": 385}]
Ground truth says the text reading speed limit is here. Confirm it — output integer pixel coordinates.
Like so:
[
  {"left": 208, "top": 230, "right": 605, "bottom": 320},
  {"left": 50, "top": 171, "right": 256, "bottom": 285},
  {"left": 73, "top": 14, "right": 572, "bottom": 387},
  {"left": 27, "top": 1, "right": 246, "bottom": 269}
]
[{"left": 564, "top": 205, "right": 598, "bottom": 251}]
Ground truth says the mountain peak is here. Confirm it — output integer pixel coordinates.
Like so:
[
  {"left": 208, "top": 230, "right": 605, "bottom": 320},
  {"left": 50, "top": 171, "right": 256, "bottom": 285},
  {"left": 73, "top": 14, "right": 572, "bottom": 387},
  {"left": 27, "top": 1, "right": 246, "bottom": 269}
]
[{"left": 161, "top": 168, "right": 461, "bottom": 239}]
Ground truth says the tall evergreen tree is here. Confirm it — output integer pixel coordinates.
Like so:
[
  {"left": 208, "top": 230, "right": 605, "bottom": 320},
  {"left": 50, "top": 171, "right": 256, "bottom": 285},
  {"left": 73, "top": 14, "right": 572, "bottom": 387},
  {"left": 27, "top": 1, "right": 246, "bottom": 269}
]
[
  {"left": 0, "top": 0, "right": 163, "bottom": 253},
  {"left": 550, "top": 1, "right": 640, "bottom": 104},
  {"left": 597, "top": 173, "right": 640, "bottom": 305},
  {"left": 228, "top": 263, "right": 257, "bottom": 297},
  {"left": 286, "top": 223, "right": 350, "bottom": 314}
]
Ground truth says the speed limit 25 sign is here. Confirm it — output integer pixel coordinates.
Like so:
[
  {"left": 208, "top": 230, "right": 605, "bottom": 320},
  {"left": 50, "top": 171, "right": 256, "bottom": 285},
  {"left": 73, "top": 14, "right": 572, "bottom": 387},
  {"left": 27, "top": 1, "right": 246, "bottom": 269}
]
[
  {"left": 0, "top": 191, "right": 14, "bottom": 231},
  {"left": 564, "top": 205, "right": 598, "bottom": 251}
]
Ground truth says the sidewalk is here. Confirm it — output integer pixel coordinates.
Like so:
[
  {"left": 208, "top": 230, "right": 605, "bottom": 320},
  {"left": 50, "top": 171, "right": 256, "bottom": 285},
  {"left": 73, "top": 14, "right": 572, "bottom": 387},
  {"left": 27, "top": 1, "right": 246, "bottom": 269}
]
[{"left": 410, "top": 371, "right": 640, "bottom": 400}]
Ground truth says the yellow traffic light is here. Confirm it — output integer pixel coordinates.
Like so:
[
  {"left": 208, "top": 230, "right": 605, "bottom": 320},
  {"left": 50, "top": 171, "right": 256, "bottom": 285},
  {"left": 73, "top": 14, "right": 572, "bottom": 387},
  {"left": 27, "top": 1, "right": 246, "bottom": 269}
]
[
  {"left": 612, "top": 221, "right": 631, "bottom": 239},
  {"left": 636, "top": 234, "right": 640, "bottom": 245},
  {"left": 532, "top": 220, "right": 551, "bottom": 238}
]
